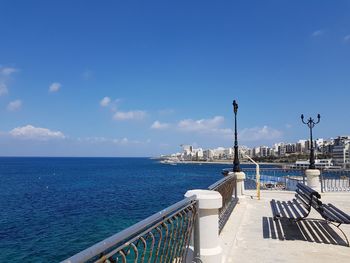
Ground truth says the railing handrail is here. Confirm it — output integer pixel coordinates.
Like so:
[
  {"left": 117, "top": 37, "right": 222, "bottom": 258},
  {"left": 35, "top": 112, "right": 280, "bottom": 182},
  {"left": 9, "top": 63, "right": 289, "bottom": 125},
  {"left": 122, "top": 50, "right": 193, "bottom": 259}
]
[
  {"left": 285, "top": 176, "right": 303, "bottom": 181},
  {"left": 208, "top": 174, "right": 235, "bottom": 190},
  {"left": 62, "top": 195, "right": 197, "bottom": 263}
]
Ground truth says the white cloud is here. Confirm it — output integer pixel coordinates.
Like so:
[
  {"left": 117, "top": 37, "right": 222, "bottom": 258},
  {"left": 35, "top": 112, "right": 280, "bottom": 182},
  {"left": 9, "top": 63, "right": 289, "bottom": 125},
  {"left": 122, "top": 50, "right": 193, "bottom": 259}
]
[
  {"left": 78, "top": 136, "right": 148, "bottom": 145},
  {"left": 78, "top": 137, "right": 108, "bottom": 143},
  {"left": 82, "top": 70, "right": 93, "bottom": 80},
  {"left": 113, "top": 110, "right": 147, "bottom": 121},
  {"left": 100, "top": 96, "right": 111, "bottom": 107},
  {"left": 344, "top": 35, "right": 350, "bottom": 42},
  {"left": 311, "top": 30, "right": 324, "bottom": 37},
  {"left": 175, "top": 116, "right": 233, "bottom": 139},
  {"left": 9, "top": 125, "right": 65, "bottom": 140},
  {"left": 0, "top": 67, "right": 18, "bottom": 76},
  {"left": 113, "top": 137, "right": 130, "bottom": 144},
  {"left": 112, "top": 137, "right": 149, "bottom": 145},
  {"left": 177, "top": 116, "right": 225, "bottom": 132},
  {"left": 0, "top": 66, "right": 18, "bottom": 96},
  {"left": 0, "top": 83, "right": 8, "bottom": 96},
  {"left": 239, "top": 125, "right": 282, "bottom": 142},
  {"left": 49, "top": 82, "right": 61, "bottom": 92},
  {"left": 151, "top": 121, "right": 170, "bottom": 129},
  {"left": 7, "top": 99, "right": 22, "bottom": 111}
]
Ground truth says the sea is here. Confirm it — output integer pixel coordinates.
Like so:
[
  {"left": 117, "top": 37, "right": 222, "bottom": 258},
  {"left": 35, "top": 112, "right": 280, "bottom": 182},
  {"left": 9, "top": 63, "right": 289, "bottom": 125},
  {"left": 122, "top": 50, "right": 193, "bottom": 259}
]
[{"left": 0, "top": 157, "right": 240, "bottom": 262}]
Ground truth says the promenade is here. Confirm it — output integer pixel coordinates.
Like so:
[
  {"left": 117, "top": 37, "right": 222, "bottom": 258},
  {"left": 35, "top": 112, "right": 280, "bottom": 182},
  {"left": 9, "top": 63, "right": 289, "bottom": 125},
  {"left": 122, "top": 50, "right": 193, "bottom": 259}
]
[{"left": 220, "top": 190, "right": 350, "bottom": 263}]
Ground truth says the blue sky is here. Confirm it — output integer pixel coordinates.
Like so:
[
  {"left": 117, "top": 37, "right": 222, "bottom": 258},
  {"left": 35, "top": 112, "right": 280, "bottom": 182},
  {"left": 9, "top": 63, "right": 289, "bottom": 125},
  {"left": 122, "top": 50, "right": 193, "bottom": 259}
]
[{"left": 1, "top": 0, "right": 350, "bottom": 156}]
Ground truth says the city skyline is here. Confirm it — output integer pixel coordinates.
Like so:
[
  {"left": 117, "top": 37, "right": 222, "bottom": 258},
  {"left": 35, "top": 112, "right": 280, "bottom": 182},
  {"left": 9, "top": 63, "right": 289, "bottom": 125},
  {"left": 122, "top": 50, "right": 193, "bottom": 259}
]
[
  {"left": 164, "top": 135, "right": 350, "bottom": 169},
  {"left": 165, "top": 134, "right": 347, "bottom": 155},
  {"left": 1, "top": 1, "right": 350, "bottom": 156}
]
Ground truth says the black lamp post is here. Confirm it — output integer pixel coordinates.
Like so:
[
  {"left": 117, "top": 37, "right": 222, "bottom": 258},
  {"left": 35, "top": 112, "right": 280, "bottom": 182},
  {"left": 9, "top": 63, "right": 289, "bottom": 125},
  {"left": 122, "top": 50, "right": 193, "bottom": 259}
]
[
  {"left": 233, "top": 100, "right": 241, "bottom": 172},
  {"left": 301, "top": 113, "right": 321, "bottom": 169}
]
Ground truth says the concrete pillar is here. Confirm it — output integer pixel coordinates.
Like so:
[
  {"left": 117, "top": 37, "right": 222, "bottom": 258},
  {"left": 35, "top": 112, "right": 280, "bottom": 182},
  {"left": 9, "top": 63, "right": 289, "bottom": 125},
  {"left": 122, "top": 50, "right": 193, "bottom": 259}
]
[
  {"left": 305, "top": 169, "right": 321, "bottom": 190},
  {"left": 185, "top": 189, "right": 222, "bottom": 263},
  {"left": 234, "top": 171, "right": 246, "bottom": 197}
]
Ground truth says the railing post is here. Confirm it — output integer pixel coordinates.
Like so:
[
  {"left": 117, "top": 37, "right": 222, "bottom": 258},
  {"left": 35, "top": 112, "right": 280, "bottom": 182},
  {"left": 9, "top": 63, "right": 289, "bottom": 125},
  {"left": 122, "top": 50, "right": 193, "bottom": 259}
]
[
  {"left": 233, "top": 171, "right": 246, "bottom": 197},
  {"left": 305, "top": 168, "right": 321, "bottom": 191},
  {"left": 193, "top": 201, "right": 200, "bottom": 261},
  {"left": 185, "top": 190, "right": 222, "bottom": 263},
  {"left": 234, "top": 178, "right": 238, "bottom": 199}
]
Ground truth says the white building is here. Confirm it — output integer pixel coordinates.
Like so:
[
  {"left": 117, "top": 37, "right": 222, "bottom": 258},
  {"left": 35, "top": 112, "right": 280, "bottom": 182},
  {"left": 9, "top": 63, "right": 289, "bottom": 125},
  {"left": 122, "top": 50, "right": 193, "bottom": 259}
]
[
  {"left": 293, "top": 159, "right": 333, "bottom": 169},
  {"left": 203, "top": 149, "right": 214, "bottom": 160},
  {"left": 332, "top": 136, "right": 350, "bottom": 168}
]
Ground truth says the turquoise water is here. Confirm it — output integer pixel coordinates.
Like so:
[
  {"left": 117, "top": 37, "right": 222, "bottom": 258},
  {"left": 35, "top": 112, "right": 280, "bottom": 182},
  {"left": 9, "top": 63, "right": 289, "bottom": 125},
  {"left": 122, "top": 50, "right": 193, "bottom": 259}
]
[{"left": 0, "top": 157, "right": 231, "bottom": 262}]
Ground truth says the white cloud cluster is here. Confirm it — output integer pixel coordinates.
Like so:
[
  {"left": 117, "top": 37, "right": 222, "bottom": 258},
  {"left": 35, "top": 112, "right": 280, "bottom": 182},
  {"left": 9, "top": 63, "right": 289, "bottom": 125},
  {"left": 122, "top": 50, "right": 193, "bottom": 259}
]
[
  {"left": 311, "top": 30, "right": 324, "bottom": 37},
  {"left": 77, "top": 137, "right": 108, "bottom": 143},
  {"left": 100, "top": 96, "right": 146, "bottom": 121},
  {"left": 0, "top": 66, "right": 18, "bottom": 96},
  {"left": 0, "top": 67, "right": 18, "bottom": 76},
  {"left": 113, "top": 110, "right": 147, "bottom": 121},
  {"left": 113, "top": 137, "right": 150, "bottom": 145},
  {"left": 78, "top": 136, "right": 149, "bottom": 145},
  {"left": 149, "top": 116, "right": 232, "bottom": 137},
  {"left": 9, "top": 125, "right": 65, "bottom": 140},
  {"left": 7, "top": 99, "right": 22, "bottom": 111},
  {"left": 239, "top": 125, "right": 282, "bottom": 142},
  {"left": 82, "top": 70, "right": 93, "bottom": 80},
  {"left": 151, "top": 121, "right": 170, "bottom": 129},
  {"left": 177, "top": 116, "right": 225, "bottom": 132},
  {"left": 150, "top": 115, "right": 283, "bottom": 144},
  {"left": 49, "top": 82, "right": 61, "bottom": 92},
  {"left": 100, "top": 96, "right": 111, "bottom": 107},
  {"left": 0, "top": 83, "right": 8, "bottom": 96},
  {"left": 113, "top": 137, "right": 130, "bottom": 144}
]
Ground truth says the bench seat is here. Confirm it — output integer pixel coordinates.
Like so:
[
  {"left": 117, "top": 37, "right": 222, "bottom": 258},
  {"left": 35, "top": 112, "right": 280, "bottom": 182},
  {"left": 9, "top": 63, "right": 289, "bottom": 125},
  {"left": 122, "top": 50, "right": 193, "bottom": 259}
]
[
  {"left": 271, "top": 183, "right": 350, "bottom": 227},
  {"left": 271, "top": 198, "right": 309, "bottom": 220},
  {"left": 271, "top": 183, "right": 321, "bottom": 221}
]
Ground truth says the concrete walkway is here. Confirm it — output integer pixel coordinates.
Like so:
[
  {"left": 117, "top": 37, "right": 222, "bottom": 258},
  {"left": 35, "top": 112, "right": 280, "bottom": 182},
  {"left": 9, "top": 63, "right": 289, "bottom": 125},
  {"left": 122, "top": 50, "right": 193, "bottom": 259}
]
[{"left": 220, "top": 190, "right": 350, "bottom": 263}]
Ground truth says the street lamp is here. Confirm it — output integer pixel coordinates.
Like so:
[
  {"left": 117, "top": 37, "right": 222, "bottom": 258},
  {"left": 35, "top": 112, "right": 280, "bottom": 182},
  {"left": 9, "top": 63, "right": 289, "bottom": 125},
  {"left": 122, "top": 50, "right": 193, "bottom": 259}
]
[
  {"left": 301, "top": 113, "right": 321, "bottom": 169},
  {"left": 233, "top": 100, "right": 241, "bottom": 172}
]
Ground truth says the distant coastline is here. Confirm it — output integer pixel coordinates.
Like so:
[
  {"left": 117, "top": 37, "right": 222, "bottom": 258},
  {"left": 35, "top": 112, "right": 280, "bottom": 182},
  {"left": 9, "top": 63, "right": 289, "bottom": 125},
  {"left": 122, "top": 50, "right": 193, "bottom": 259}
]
[{"left": 157, "top": 158, "right": 284, "bottom": 166}]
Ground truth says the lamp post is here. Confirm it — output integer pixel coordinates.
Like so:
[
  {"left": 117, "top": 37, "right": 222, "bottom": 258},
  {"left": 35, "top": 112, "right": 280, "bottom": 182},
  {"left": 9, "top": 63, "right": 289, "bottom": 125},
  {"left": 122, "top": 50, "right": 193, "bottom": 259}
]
[
  {"left": 301, "top": 114, "right": 320, "bottom": 169},
  {"left": 233, "top": 100, "right": 241, "bottom": 172}
]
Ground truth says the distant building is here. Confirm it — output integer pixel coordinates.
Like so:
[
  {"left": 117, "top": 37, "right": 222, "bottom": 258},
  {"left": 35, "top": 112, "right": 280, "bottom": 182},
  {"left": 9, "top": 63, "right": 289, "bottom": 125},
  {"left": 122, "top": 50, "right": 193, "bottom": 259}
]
[
  {"left": 332, "top": 136, "right": 350, "bottom": 168},
  {"left": 203, "top": 149, "right": 213, "bottom": 160},
  {"left": 285, "top": 143, "right": 296, "bottom": 154},
  {"left": 259, "top": 146, "right": 270, "bottom": 157},
  {"left": 278, "top": 143, "right": 286, "bottom": 156},
  {"left": 253, "top": 147, "right": 260, "bottom": 157},
  {"left": 181, "top": 145, "right": 193, "bottom": 153},
  {"left": 170, "top": 135, "right": 348, "bottom": 165},
  {"left": 293, "top": 159, "right": 333, "bottom": 169}
]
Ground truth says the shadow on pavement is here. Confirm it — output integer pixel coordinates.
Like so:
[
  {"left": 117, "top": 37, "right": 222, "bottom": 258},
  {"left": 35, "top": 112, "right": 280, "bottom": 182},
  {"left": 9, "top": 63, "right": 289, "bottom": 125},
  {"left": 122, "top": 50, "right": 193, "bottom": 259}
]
[{"left": 262, "top": 216, "right": 348, "bottom": 247}]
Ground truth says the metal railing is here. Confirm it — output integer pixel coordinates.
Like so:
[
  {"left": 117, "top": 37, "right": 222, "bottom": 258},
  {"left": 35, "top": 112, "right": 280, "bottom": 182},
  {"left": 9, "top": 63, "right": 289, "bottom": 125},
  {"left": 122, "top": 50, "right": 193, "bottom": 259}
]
[
  {"left": 243, "top": 168, "right": 305, "bottom": 190},
  {"left": 243, "top": 167, "right": 350, "bottom": 192},
  {"left": 208, "top": 174, "right": 238, "bottom": 233},
  {"left": 62, "top": 196, "right": 199, "bottom": 263}
]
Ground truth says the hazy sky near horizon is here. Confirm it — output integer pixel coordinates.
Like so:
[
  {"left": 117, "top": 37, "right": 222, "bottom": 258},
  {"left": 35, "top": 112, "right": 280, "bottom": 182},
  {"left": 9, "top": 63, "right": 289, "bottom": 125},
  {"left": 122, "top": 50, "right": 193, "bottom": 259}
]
[{"left": 1, "top": 0, "right": 350, "bottom": 156}]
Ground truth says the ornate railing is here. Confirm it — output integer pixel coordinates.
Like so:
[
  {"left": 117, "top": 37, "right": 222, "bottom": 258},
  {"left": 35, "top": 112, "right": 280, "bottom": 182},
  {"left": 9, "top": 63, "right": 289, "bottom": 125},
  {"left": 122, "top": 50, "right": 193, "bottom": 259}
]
[
  {"left": 62, "top": 196, "right": 199, "bottom": 263},
  {"left": 208, "top": 174, "right": 238, "bottom": 233},
  {"left": 321, "top": 177, "right": 350, "bottom": 192}
]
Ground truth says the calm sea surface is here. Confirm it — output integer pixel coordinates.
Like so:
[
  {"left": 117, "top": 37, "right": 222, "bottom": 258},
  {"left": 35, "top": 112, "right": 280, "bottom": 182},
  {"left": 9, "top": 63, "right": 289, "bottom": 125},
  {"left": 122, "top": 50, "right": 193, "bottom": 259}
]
[{"left": 0, "top": 157, "right": 239, "bottom": 262}]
